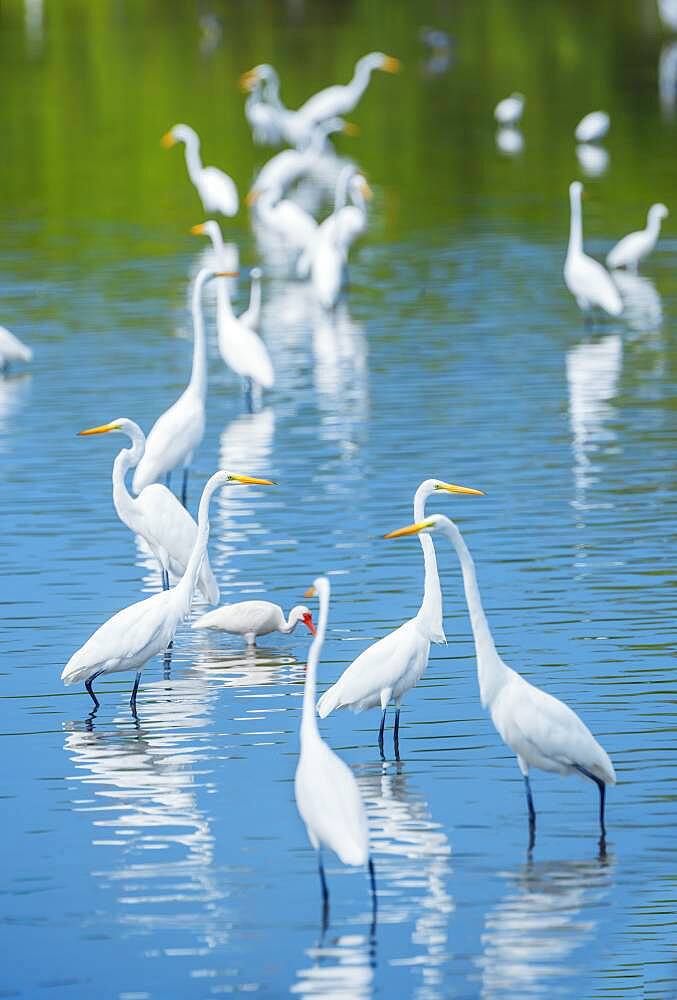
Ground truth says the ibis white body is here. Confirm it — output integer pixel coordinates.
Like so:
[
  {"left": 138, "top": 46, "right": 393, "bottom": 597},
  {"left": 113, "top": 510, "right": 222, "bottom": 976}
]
[{"left": 193, "top": 600, "right": 314, "bottom": 646}]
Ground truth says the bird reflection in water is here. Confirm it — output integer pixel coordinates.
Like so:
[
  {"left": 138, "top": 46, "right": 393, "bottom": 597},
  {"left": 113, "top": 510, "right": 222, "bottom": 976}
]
[
  {"left": 358, "top": 761, "right": 453, "bottom": 997},
  {"left": 291, "top": 931, "right": 375, "bottom": 999},
  {"left": 659, "top": 41, "right": 677, "bottom": 119},
  {"left": 475, "top": 851, "right": 613, "bottom": 999},
  {"left": 0, "top": 372, "right": 31, "bottom": 454},
  {"left": 312, "top": 301, "right": 369, "bottom": 459},
  {"left": 63, "top": 676, "right": 230, "bottom": 948},
  {"left": 610, "top": 270, "right": 663, "bottom": 334},
  {"left": 566, "top": 334, "right": 622, "bottom": 547}
]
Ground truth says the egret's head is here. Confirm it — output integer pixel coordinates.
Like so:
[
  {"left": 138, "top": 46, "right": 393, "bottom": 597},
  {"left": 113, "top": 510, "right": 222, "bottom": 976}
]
[
  {"left": 289, "top": 605, "right": 316, "bottom": 636},
  {"left": 78, "top": 417, "right": 139, "bottom": 439},
  {"left": 432, "top": 479, "right": 484, "bottom": 497},
  {"left": 239, "top": 64, "right": 275, "bottom": 92},
  {"left": 363, "top": 52, "right": 401, "bottom": 74},
  {"left": 384, "top": 516, "right": 439, "bottom": 540},
  {"left": 190, "top": 220, "right": 222, "bottom": 243},
  {"left": 350, "top": 173, "right": 373, "bottom": 201},
  {"left": 162, "top": 123, "right": 196, "bottom": 148},
  {"left": 650, "top": 203, "right": 669, "bottom": 222},
  {"left": 250, "top": 266, "right": 263, "bottom": 281},
  {"left": 245, "top": 188, "right": 261, "bottom": 207},
  {"left": 570, "top": 180, "right": 584, "bottom": 200},
  {"left": 225, "top": 471, "right": 276, "bottom": 486}
]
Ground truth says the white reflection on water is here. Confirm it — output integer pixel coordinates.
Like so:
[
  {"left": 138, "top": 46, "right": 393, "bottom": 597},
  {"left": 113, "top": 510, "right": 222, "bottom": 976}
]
[
  {"left": 575, "top": 143, "right": 609, "bottom": 178},
  {"left": 610, "top": 270, "right": 663, "bottom": 333},
  {"left": 312, "top": 302, "right": 369, "bottom": 457},
  {"left": 659, "top": 41, "right": 677, "bottom": 118},
  {"left": 358, "top": 763, "right": 453, "bottom": 1000},
  {"left": 566, "top": 334, "right": 622, "bottom": 520},
  {"left": 475, "top": 854, "right": 613, "bottom": 999},
  {"left": 63, "top": 675, "right": 229, "bottom": 944},
  {"left": 0, "top": 373, "right": 31, "bottom": 454},
  {"left": 495, "top": 128, "right": 524, "bottom": 157},
  {"left": 291, "top": 932, "right": 375, "bottom": 999}
]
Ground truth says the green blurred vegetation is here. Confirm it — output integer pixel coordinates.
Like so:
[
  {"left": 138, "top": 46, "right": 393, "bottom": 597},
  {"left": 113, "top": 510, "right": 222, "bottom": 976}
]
[{"left": 0, "top": 0, "right": 675, "bottom": 250}]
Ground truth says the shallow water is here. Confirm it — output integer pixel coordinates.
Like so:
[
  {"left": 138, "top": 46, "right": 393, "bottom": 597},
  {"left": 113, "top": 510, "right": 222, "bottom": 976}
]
[{"left": 1, "top": 2, "right": 676, "bottom": 997}]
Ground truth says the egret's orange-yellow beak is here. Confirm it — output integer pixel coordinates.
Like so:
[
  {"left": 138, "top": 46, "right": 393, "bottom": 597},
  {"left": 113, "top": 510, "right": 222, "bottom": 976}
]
[
  {"left": 302, "top": 611, "right": 317, "bottom": 636},
  {"left": 161, "top": 131, "right": 177, "bottom": 149},
  {"left": 191, "top": 223, "right": 206, "bottom": 235},
  {"left": 214, "top": 270, "right": 240, "bottom": 278},
  {"left": 384, "top": 519, "right": 435, "bottom": 540},
  {"left": 381, "top": 55, "right": 401, "bottom": 73},
  {"left": 227, "top": 473, "right": 276, "bottom": 486},
  {"left": 359, "top": 177, "right": 374, "bottom": 200},
  {"left": 304, "top": 585, "right": 317, "bottom": 599},
  {"left": 239, "top": 68, "right": 258, "bottom": 92},
  {"left": 78, "top": 421, "right": 121, "bottom": 436},
  {"left": 434, "top": 481, "right": 485, "bottom": 496},
  {"left": 342, "top": 121, "right": 361, "bottom": 137},
  {"left": 246, "top": 189, "right": 260, "bottom": 207}
]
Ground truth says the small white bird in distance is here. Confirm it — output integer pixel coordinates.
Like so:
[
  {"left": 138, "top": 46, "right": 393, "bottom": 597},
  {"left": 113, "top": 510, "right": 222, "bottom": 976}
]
[
  {"left": 192, "top": 600, "right": 316, "bottom": 646},
  {"left": 384, "top": 514, "right": 616, "bottom": 850},
  {"left": 575, "top": 111, "right": 610, "bottom": 144},
  {"left": 0, "top": 326, "right": 32, "bottom": 372},
  {"left": 494, "top": 92, "right": 525, "bottom": 126},
  {"left": 295, "top": 576, "right": 376, "bottom": 930},
  {"left": 607, "top": 204, "right": 669, "bottom": 271}
]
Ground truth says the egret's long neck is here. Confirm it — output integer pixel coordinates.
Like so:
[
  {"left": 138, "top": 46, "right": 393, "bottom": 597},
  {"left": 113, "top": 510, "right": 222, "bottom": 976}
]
[
  {"left": 439, "top": 517, "right": 509, "bottom": 708},
  {"left": 345, "top": 60, "right": 374, "bottom": 106},
  {"left": 413, "top": 486, "right": 445, "bottom": 641},
  {"left": 246, "top": 275, "right": 261, "bottom": 324},
  {"left": 568, "top": 188, "right": 583, "bottom": 256},
  {"left": 173, "top": 476, "right": 218, "bottom": 613},
  {"left": 112, "top": 432, "right": 144, "bottom": 522},
  {"left": 647, "top": 212, "right": 662, "bottom": 238},
  {"left": 334, "top": 170, "right": 353, "bottom": 211},
  {"left": 189, "top": 274, "right": 209, "bottom": 397},
  {"left": 183, "top": 133, "right": 203, "bottom": 185},
  {"left": 207, "top": 230, "right": 234, "bottom": 319},
  {"left": 301, "top": 591, "right": 328, "bottom": 744}
]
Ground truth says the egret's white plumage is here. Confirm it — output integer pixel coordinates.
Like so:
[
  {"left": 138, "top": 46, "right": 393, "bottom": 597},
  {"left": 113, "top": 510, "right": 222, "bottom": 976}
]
[
  {"left": 317, "top": 481, "right": 483, "bottom": 756},
  {"left": 191, "top": 224, "right": 274, "bottom": 393},
  {"left": 494, "top": 92, "right": 525, "bottom": 126},
  {"left": 239, "top": 267, "right": 263, "bottom": 332},
  {"left": 564, "top": 182, "right": 623, "bottom": 317},
  {"left": 133, "top": 269, "right": 218, "bottom": 501},
  {"left": 607, "top": 203, "right": 668, "bottom": 271},
  {"left": 162, "top": 124, "right": 238, "bottom": 216},
  {"left": 295, "top": 576, "right": 375, "bottom": 919},
  {"left": 254, "top": 186, "right": 319, "bottom": 254},
  {"left": 62, "top": 471, "right": 274, "bottom": 710},
  {"left": 294, "top": 52, "right": 400, "bottom": 125},
  {"left": 575, "top": 111, "right": 610, "bottom": 144},
  {"left": 247, "top": 118, "right": 347, "bottom": 204},
  {"left": 78, "top": 417, "right": 219, "bottom": 604},
  {"left": 385, "top": 514, "right": 616, "bottom": 839},
  {"left": 0, "top": 325, "right": 32, "bottom": 371},
  {"left": 192, "top": 600, "right": 315, "bottom": 646}
]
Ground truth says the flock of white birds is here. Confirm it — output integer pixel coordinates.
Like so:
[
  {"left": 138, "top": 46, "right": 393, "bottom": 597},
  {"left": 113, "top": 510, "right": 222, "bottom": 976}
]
[{"left": 5, "top": 52, "right": 657, "bottom": 923}]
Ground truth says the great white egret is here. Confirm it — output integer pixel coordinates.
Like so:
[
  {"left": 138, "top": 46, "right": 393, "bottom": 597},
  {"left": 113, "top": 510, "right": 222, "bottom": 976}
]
[
  {"left": 607, "top": 204, "right": 669, "bottom": 271},
  {"left": 0, "top": 325, "right": 32, "bottom": 371},
  {"left": 246, "top": 118, "right": 350, "bottom": 205},
  {"left": 317, "top": 481, "right": 484, "bottom": 759},
  {"left": 253, "top": 186, "right": 319, "bottom": 256},
  {"left": 162, "top": 124, "right": 239, "bottom": 217},
  {"left": 575, "top": 111, "right": 610, "bottom": 144},
  {"left": 62, "top": 471, "right": 275, "bottom": 714},
  {"left": 242, "top": 65, "right": 285, "bottom": 146},
  {"left": 78, "top": 417, "right": 219, "bottom": 602},
  {"left": 564, "top": 182, "right": 623, "bottom": 319},
  {"left": 384, "top": 514, "right": 616, "bottom": 846},
  {"left": 307, "top": 167, "right": 372, "bottom": 307},
  {"left": 494, "top": 92, "right": 525, "bottom": 126},
  {"left": 191, "top": 226, "right": 274, "bottom": 402},
  {"left": 133, "top": 268, "right": 234, "bottom": 506},
  {"left": 192, "top": 600, "right": 316, "bottom": 646},
  {"left": 295, "top": 576, "right": 376, "bottom": 928}
]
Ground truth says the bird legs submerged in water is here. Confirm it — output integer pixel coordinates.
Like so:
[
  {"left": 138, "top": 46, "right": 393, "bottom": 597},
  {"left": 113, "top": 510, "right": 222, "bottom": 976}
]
[
  {"left": 83, "top": 669, "right": 142, "bottom": 718},
  {"left": 378, "top": 706, "right": 402, "bottom": 762},
  {"left": 316, "top": 851, "right": 378, "bottom": 937},
  {"left": 523, "top": 768, "right": 608, "bottom": 854}
]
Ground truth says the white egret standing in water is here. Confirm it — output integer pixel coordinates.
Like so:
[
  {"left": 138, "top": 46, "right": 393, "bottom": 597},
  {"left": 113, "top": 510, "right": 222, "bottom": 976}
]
[
  {"left": 192, "top": 600, "right": 316, "bottom": 646},
  {"left": 607, "top": 204, "right": 669, "bottom": 271},
  {"left": 564, "top": 182, "right": 623, "bottom": 319},
  {"left": 384, "top": 514, "right": 616, "bottom": 847},
  {"left": 78, "top": 418, "right": 219, "bottom": 602},
  {"left": 62, "top": 471, "right": 275, "bottom": 714},
  {"left": 133, "top": 268, "right": 235, "bottom": 505},
  {"left": 191, "top": 225, "right": 274, "bottom": 406},
  {"left": 574, "top": 111, "right": 610, "bottom": 143},
  {"left": 317, "top": 481, "right": 484, "bottom": 758},
  {"left": 494, "top": 92, "right": 525, "bottom": 126},
  {"left": 162, "top": 124, "right": 238, "bottom": 216},
  {"left": 295, "top": 576, "right": 376, "bottom": 929},
  {"left": 0, "top": 325, "right": 32, "bottom": 371}
]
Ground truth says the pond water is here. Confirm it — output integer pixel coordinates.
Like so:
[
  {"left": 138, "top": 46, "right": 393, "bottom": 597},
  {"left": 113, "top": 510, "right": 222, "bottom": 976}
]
[{"left": 1, "top": 1, "right": 676, "bottom": 997}]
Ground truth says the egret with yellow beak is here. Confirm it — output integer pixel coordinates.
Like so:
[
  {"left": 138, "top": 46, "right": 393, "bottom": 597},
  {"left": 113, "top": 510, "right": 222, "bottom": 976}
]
[
  {"left": 384, "top": 513, "right": 616, "bottom": 848},
  {"left": 162, "top": 124, "right": 238, "bottom": 216},
  {"left": 317, "top": 480, "right": 483, "bottom": 758}
]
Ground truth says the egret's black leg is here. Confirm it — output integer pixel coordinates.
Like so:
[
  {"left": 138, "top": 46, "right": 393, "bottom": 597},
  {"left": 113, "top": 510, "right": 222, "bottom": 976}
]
[
  {"left": 573, "top": 764, "right": 608, "bottom": 839},
  {"left": 181, "top": 468, "right": 189, "bottom": 508},
  {"left": 161, "top": 569, "right": 169, "bottom": 591},
  {"left": 393, "top": 708, "right": 401, "bottom": 761},
  {"left": 524, "top": 774, "right": 536, "bottom": 850},
  {"left": 318, "top": 853, "right": 329, "bottom": 931},
  {"left": 130, "top": 672, "right": 141, "bottom": 715},
  {"left": 378, "top": 709, "right": 386, "bottom": 761},
  {"left": 244, "top": 378, "right": 254, "bottom": 414},
  {"left": 85, "top": 670, "right": 103, "bottom": 709},
  {"left": 368, "top": 856, "right": 378, "bottom": 934}
]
